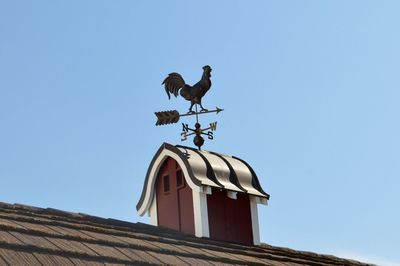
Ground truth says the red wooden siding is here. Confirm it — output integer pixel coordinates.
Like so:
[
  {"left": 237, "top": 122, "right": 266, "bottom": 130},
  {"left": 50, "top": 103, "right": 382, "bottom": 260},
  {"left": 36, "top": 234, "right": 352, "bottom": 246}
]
[
  {"left": 155, "top": 157, "right": 195, "bottom": 235},
  {"left": 207, "top": 188, "right": 253, "bottom": 245}
]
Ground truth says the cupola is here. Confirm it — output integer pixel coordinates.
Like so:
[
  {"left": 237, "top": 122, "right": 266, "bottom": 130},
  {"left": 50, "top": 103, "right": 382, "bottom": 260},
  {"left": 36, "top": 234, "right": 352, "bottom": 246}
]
[{"left": 137, "top": 143, "right": 269, "bottom": 245}]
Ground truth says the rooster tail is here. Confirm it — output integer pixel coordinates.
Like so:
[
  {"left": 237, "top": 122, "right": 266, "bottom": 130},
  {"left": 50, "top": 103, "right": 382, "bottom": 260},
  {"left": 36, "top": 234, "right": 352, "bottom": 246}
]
[{"left": 162, "top": 72, "right": 186, "bottom": 99}]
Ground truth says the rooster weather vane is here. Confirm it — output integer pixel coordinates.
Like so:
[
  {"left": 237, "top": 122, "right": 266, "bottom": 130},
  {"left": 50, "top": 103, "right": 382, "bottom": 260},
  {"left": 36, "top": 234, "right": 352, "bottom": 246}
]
[{"left": 155, "top": 65, "right": 223, "bottom": 150}]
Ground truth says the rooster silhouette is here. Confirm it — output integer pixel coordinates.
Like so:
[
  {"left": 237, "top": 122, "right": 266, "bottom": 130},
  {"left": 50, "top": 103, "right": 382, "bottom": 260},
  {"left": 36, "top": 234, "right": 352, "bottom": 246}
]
[{"left": 162, "top": 65, "right": 212, "bottom": 114}]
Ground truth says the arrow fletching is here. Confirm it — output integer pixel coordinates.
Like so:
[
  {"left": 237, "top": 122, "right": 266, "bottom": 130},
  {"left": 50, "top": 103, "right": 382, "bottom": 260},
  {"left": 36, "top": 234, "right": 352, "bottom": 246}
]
[{"left": 155, "top": 110, "right": 180, "bottom": 126}]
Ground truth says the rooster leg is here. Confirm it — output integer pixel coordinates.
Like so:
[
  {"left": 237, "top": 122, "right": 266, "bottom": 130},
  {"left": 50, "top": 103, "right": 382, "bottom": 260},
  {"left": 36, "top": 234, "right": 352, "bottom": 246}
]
[
  {"left": 199, "top": 102, "right": 208, "bottom": 112},
  {"left": 187, "top": 102, "right": 195, "bottom": 114}
]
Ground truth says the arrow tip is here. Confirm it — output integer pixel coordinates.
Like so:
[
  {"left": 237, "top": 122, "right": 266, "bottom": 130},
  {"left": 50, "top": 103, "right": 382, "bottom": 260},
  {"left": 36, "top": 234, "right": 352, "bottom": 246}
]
[{"left": 216, "top": 107, "right": 224, "bottom": 114}]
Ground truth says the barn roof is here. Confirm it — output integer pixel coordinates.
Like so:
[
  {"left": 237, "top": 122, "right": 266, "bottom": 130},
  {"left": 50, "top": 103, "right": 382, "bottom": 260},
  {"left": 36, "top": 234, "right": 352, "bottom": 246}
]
[
  {"left": 0, "top": 202, "right": 370, "bottom": 265},
  {"left": 137, "top": 143, "right": 269, "bottom": 216}
]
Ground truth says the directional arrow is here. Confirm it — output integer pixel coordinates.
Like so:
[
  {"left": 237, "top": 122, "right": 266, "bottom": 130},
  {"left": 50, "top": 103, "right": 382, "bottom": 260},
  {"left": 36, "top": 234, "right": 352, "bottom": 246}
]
[
  {"left": 179, "top": 107, "right": 224, "bottom": 117},
  {"left": 155, "top": 107, "right": 223, "bottom": 126}
]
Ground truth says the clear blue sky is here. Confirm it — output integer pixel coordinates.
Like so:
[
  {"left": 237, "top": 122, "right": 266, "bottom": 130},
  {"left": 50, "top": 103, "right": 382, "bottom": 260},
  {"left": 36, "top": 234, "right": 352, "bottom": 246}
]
[{"left": 1, "top": 1, "right": 399, "bottom": 265}]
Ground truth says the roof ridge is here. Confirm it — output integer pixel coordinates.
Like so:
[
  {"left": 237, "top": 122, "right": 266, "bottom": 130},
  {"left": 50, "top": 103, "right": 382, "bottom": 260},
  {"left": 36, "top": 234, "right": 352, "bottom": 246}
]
[{"left": 0, "top": 202, "right": 117, "bottom": 225}]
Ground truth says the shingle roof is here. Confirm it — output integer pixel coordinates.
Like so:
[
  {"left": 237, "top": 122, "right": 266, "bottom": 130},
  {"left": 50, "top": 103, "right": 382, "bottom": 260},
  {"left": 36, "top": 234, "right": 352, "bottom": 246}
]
[{"left": 0, "top": 202, "right": 371, "bottom": 265}]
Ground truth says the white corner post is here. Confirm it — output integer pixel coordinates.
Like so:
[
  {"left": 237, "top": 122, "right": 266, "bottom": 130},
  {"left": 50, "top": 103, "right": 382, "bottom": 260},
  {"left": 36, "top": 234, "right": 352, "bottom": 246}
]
[
  {"left": 192, "top": 187, "right": 210, "bottom": 238},
  {"left": 250, "top": 196, "right": 261, "bottom": 245}
]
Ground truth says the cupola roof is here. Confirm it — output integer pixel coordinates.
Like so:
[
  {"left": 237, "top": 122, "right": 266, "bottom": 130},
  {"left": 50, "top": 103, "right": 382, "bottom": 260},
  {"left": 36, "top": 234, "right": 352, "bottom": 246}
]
[{"left": 137, "top": 143, "right": 269, "bottom": 216}]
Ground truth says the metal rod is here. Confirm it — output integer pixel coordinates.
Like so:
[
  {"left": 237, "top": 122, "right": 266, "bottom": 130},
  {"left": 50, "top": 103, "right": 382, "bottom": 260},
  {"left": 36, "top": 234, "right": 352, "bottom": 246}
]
[{"left": 195, "top": 104, "right": 199, "bottom": 123}]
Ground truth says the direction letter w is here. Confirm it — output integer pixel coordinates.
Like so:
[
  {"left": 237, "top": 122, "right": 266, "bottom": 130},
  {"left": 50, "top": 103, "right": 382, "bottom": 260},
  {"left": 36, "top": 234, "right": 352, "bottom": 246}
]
[{"left": 209, "top": 122, "right": 217, "bottom": 131}]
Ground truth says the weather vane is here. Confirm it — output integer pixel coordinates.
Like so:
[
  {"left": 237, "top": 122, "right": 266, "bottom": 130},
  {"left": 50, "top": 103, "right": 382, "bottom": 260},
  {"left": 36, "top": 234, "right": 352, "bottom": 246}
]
[{"left": 155, "top": 65, "right": 223, "bottom": 150}]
